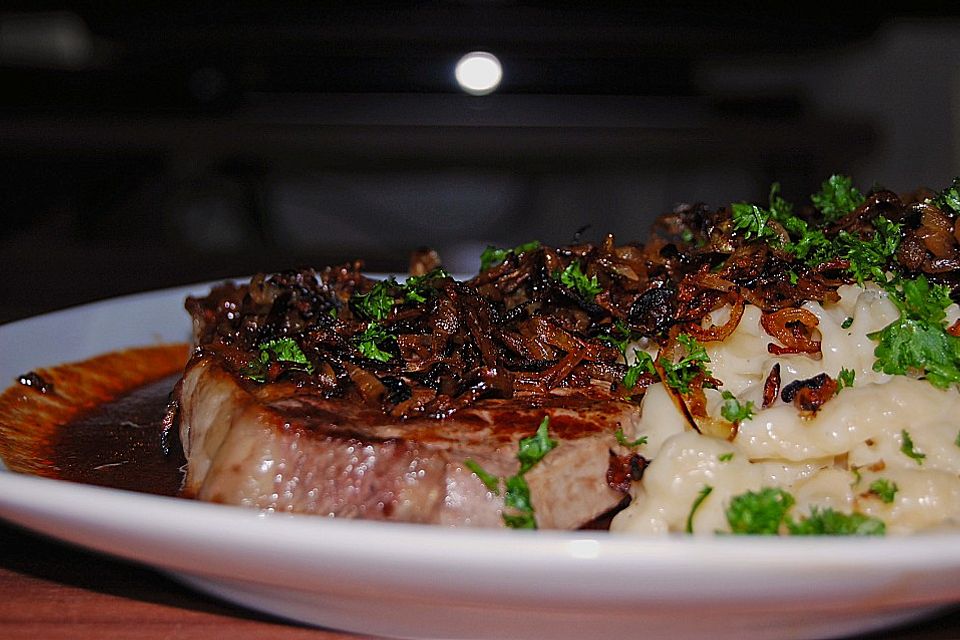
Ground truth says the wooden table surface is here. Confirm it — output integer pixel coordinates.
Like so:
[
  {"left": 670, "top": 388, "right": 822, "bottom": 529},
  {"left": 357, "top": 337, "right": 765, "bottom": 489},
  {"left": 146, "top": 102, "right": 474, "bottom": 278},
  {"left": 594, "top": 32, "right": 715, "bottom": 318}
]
[{"left": 1, "top": 519, "right": 959, "bottom": 640}]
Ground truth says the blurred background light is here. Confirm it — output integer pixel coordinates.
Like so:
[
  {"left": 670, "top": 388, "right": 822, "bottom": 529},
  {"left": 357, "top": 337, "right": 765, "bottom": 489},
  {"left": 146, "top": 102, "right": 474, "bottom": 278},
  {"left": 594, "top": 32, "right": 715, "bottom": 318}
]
[{"left": 455, "top": 51, "right": 502, "bottom": 95}]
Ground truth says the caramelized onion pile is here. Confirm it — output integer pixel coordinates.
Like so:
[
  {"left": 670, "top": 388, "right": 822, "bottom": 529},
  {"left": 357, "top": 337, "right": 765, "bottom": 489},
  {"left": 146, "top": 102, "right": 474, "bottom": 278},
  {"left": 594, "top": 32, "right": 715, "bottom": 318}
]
[{"left": 186, "top": 185, "right": 960, "bottom": 419}]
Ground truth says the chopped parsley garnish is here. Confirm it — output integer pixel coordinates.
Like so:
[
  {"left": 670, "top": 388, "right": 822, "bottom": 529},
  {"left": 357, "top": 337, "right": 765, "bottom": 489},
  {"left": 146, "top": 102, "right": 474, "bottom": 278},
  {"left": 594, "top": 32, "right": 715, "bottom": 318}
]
[
  {"left": 353, "top": 270, "right": 449, "bottom": 317},
  {"left": 720, "top": 390, "right": 755, "bottom": 423},
  {"left": 614, "top": 427, "right": 648, "bottom": 448},
  {"left": 833, "top": 216, "right": 901, "bottom": 284},
  {"left": 464, "top": 459, "right": 499, "bottom": 493},
  {"left": 479, "top": 240, "right": 541, "bottom": 271},
  {"left": 718, "top": 452, "right": 734, "bottom": 462},
  {"left": 557, "top": 260, "right": 603, "bottom": 299},
  {"left": 841, "top": 316, "right": 854, "bottom": 329},
  {"left": 869, "top": 275, "right": 960, "bottom": 388},
  {"left": 956, "top": 430, "right": 960, "bottom": 448},
  {"left": 868, "top": 478, "right": 898, "bottom": 504},
  {"left": 724, "top": 487, "right": 885, "bottom": 536},
  {"left": 836, "top": 368, "right": 855, "bottom": 393},
  {"left": 899, "top": 429, "right": 926, "bottom": 465},
  {"left": 517, "top": 416, "right": 558, "bottom": 474},
  {"left": 686, "top": 485, "right": 713, "bottom": 534},
  {"left": 731, "top": 202, "right": 776, "bottom": 243},
  {"left": 403, "top": 268, "right": 450, "bottom": 303},
  {"left": 726, "top": 487, "right": 795, "bottom": 535},
  {"left": 243, "top": 337, "right": 314, "bottom": 381},
  {"left": 354, "top": 324, "right": 395, "bottom": 362},
  {"left": 659, "top": 333, "right": 712, "bottom": 394},
  {"left": 810, "top": 174, "right": 865, "bottom": 223},
  {"left": 786, "top": 507, "right": 885, "bottom": 536},
  {"left": 930, "top": 176, "right": 960, "bottom": 215},
  {"left": 729, "top": 177, "right": 900, "bottom": 283},
  {"left": 502, "top": 475, "right": 536, "bottom": 529},
  {"left": 465, "top": 417, "right": 558, "bottom": 529},
  {"left": 599, "top": 320, "right": 640, "bottom": 359},
  {"left": 352, "top": 278, "right": 397, "bottom": 321},
  {"left": 623, "top": 349, "right": 656, "bottom": 389}
]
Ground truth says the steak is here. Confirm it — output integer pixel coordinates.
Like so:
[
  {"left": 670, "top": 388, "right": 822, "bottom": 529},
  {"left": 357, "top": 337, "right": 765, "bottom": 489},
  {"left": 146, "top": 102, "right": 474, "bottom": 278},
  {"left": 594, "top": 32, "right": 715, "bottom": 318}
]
[
  {"left": 178, "top": 355, "right": 637, "bottom": 527},
  {"left": 174, "top": 258, "right": 652, "bottom": 529}
]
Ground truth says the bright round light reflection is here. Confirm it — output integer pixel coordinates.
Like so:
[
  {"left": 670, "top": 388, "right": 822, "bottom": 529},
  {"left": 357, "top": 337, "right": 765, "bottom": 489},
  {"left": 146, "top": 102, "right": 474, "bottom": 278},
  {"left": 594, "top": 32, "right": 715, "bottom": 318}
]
[{"left": 455, "top": 51, "right": 502, "bottom": 96}]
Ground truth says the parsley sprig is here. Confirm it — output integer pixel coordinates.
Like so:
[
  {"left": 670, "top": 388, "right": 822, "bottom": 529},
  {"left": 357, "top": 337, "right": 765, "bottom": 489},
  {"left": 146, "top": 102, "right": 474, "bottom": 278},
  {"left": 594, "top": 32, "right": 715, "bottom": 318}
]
[
  {"left": 243, "top": 337, "right": 314, "bottom": 382},
  {"left": 724, "top": 487, "right": 885, "bottom": 536},
  {"left": 479, "top": 240, "right": 541, "bottom": 271},
  {"left": 720, "top": 390, "right": 755, "bottom": 423},
  {"left": 869, "top": 275, "right": 960, "bottom": 388},
  {"left": 623, "top": 349, "right": 656, "bottom": 389},
  {"left": 354, "top": 324, "right": 395, "bottom": 362},
  {"left": 811, "top": 174, "right": 865, "bottom": 223},
  {"left": 556, "top": 260, "right": 603, "bottom": 299},
  {"left": 660, "top": 333, "right": 712, "bottom": 394},
  {"left": 868, "top": 478, "right": 898, "bottom": 504},
  {"left": 930, "top": 177, "right": 960, "bottom": 215},
  {"left": 465, "top": 417, "right": 558, "bottom": 529},
  {"left": 900, "top": 429, "right": 926, "bottom": 465},
  {"left": 352, "top": 279, "right": 397, "bottom": 321},
  {"left": 729, "top": 177, "right": 901, "bottom": 284}
]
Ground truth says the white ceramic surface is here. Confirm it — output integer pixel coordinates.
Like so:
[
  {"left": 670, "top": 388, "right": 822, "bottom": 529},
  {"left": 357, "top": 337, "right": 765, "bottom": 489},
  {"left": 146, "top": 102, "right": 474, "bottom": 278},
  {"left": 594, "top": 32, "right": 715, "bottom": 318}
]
[{"left": 1, "top": 286, "right": 959, "bottom": 640}]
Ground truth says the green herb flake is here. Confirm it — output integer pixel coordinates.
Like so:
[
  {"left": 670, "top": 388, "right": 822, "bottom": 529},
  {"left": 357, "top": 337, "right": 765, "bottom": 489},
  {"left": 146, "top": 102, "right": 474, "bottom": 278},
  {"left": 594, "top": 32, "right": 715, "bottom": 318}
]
[
  {"left": 851, "top": 467, "right": 862, "bottom": 486},
  {"left": 659, "top": 333, "right": 712, "bottom": 394},
  {"left": 260, "top": 337, "right": 312, "bottom": 368},
  {"left": 479, "top": 240, "right": 541, "bottom": 271},
  {"left": 244, "top": 337, "right": 315, "bottom": 381},
  {"left": 930, "top": 177, "right": 960, "bottom": 215},
  {"left": 720, "top": 390, "right": 755, "bottom": 423},
  {"left": 841, "top": 316, "right": 854, "bottom": 329},
  {"left": 868, "top": 478, "right": 898, "bottom": 504},
  {"left": 718, "top": 452, "right": 734, "bottom": 462},
  {"left": 725, "top": 487, "right": 795, "bottom": 535},
  {"left": 354, "top": 324, "right": 395, "bottom": 362},
  {"left": 352, "top": 279, "right": 397, "bottom": 321},
  {"left": 557, "top": 260, "right": 603, "bottom": 299},
  {"left": 402, "top": 268, "right": 450, "bottom": 303},
  {"left": 833, "top": 216, "right": 901, "bottom": 285},
  {"left": 787, "top": 507, "right": 885, "bottom": 536},
  {"left": 623, "top": 349, "right": 656, "bottom": 389},
  {"left": 811, "top": 174, "right": 865, "bottom": 223},
  {"left": 599, "top": 320, "right": 638, "bottom": 358},
  {"left": 466, "top": 417, "right": 558, "bottom": 529},
  {"left": 900, "top": 429, "right": 926, "bottom": 465},
  {"left": 615, "top": 427, "right": 648, "bottom": 448},
  {"left": 464, "top": 459, "right": 499, "bottom": 493},
  {"left": 517, "top": 416, "right": 558, "bottom": 474},
  {"left": 728, "top": 177, "right": 900, "bottom": 284},
  {"left": 731, "top": 202, "right": 777, "bottom": 243},
  {"left": 955, "top": 430, "right": 960, "bottom": 448},
  {"left": 869, "top": 275, "right": 960, "bottom": 389},
  {"left": 686, "top": 485, "right": 714, "bottom": 534},
  {"left": 836, "top": 368, "right": 855, "bottom": 393}
]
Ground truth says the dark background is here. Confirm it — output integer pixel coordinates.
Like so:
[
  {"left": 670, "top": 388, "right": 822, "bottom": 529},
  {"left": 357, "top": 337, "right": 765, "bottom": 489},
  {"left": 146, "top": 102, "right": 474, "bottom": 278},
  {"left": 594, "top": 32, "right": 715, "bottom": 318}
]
[{"left": 3, "top": 3, "right": 960, "bottom": 322}]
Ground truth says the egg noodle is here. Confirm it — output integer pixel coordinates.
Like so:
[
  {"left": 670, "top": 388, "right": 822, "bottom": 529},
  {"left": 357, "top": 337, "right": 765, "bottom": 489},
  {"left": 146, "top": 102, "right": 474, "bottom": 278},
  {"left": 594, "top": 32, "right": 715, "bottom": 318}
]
[{"left": 612, "top": 283, "right": 960, "bottom": 535}]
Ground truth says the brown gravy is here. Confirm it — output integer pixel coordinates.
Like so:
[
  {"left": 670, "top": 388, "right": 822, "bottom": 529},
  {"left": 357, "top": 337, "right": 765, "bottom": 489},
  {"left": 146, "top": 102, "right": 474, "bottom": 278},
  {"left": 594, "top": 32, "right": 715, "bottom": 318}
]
[{"left": 51, "top": 374, "right": 185, "bottom": 496}]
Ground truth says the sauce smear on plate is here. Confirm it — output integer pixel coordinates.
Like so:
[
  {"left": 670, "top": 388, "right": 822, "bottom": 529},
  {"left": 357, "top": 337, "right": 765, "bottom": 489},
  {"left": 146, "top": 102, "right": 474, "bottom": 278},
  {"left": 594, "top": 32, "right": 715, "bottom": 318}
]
[
  {"left": 0, "top": 344, "right": 190, "bottom": 494},
  {"left": 51, "top": 374, "right": 185, "bottom": 496}
]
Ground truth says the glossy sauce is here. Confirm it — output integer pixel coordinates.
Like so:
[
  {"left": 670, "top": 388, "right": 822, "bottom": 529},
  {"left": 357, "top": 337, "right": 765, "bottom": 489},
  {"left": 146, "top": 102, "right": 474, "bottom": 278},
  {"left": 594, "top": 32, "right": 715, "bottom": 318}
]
[{"left": 51, "top": 374, "right": 185, "bottom": 496}]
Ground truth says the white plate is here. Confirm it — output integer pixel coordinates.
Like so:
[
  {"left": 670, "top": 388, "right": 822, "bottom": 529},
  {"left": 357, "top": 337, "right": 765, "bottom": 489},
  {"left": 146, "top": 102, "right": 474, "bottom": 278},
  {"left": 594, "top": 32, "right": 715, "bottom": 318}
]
[{"left": 1, "top": 285, "right": 960, "bottom": 640}]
